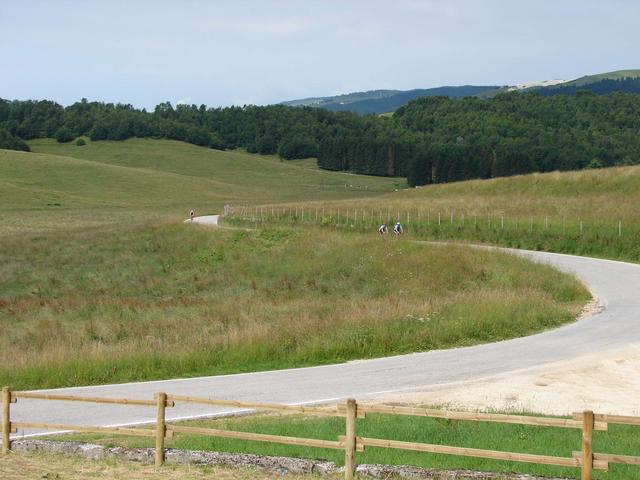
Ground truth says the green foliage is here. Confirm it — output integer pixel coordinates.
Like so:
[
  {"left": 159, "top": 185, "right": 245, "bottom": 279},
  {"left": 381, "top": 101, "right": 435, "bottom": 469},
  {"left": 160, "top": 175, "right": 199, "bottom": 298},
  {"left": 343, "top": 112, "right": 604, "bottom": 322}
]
[
  {"left": 278, "top": 136, "right": 317, "bottom": 159},
  {"left": 3, "top": 90, "right": 640, "bottom": 186},
  {"left": 54, "top": 126, "right": 74, "bottom": 143},
  {"left": 75, "top": 137, "right": 86, "bottom": 146},
  {"left": 0, "top": 126, "right": 30, "bottom": 151}
]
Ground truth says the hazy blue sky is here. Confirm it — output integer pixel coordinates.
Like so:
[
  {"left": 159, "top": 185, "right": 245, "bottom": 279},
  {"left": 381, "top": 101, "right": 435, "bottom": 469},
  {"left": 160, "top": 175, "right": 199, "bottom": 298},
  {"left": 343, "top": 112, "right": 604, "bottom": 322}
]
[{"left": 2, "top": 0, "right": 638, "bottom": 109}]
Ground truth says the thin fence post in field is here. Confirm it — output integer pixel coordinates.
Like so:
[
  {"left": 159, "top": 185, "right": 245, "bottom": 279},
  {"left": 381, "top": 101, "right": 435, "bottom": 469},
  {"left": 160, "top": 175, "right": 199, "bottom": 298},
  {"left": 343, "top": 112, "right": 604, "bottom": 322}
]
[
  {"left": 545, "top": 216, "right": 549, "bottom": 229},
  {"left": 461, "top": 213, "right": 464, "bottom": 226},
  {"left": 407, "top": 211, "right": 410, "bottom": 226},
  {"left": 322, "top": 207, "right": 325, "bottom": 220},
  {"left": 581, "top": 410, "right": 594, "bottom": 480},
  {"left": 2, "top": 387, "right": 10, "bottom": 454},
  {"left": 501, "top": 215, "right": 504, "bottom": 229},
  {"left": 438, "top": 212, "right": 441, "bottom": 226},
  {"left": 619, "top": 220, "right": 622, "bottom": 237},
  {"left": 344, "top": 398, "right": 357, "bottom": 480},
  {"left": 450, "top": 212, "right": 453, "bottom": 225},
  {"left": 155, "top": 392, "right": 167, "bottom": 467}
]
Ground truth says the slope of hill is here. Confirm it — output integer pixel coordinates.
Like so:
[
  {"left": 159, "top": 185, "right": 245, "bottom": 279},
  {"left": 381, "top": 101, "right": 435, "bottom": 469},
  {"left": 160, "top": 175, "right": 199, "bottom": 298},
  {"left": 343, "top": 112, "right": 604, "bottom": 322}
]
[
  {"left": 280, "top": 69, "right": 640, "bottom": 115},
  {"left": 280, "top": 85, "right": 498, "bottom": 114},
  {"left": 288, "top": 164, "right": 640, "bottom": 261},
  {"left": 0, "top": 138, "right": 404, "bottom": 235},
  {"left": 561, "top": 69, "right": 640, "bottom": 87}
]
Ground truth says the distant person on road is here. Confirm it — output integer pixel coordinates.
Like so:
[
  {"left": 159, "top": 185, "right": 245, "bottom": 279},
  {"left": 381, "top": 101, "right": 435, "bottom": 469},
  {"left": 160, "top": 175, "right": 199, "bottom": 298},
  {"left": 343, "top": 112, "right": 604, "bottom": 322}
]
[
  {"left": 393, "top": 221, "right": 403, "bottom": 237},
  {"left": 190, "top": 210, "right": 194, "bottom": 222},
  {"left": 378, "top": 223, "right": 388, "bottom": 237}
]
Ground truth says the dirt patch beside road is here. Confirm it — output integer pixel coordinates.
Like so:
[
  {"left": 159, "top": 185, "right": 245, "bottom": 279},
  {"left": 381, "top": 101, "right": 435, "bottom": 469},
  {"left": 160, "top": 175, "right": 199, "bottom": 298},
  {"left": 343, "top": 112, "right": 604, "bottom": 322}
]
[{"left": 378, "top": 344, "right": 640, "bottom": 416}]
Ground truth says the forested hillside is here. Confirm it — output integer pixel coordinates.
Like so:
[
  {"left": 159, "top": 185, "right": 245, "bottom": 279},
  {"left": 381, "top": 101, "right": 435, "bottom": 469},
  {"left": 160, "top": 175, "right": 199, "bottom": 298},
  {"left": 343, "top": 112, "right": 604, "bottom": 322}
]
[{"left": 2, "top": 91, "right": 640, "bottom": 186}]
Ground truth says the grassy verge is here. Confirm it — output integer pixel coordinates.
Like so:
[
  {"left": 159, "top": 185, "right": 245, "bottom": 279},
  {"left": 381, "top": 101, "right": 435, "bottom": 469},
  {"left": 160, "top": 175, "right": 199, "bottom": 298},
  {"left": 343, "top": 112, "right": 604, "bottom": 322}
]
[
  {"left": 226, "top": 211, "right": 640, "bottom": 263},
  {"left": 0, "top": 451, "right": 326, "bottom": 480},
  {"left": 0, "top": 224, "right": 588, "bottom": 389},
  {"left": 270, "top": 165, "right": 640, "bottom": 262},
  {"left": 49, "top": 410, "right": 640, "bottom": 479}
]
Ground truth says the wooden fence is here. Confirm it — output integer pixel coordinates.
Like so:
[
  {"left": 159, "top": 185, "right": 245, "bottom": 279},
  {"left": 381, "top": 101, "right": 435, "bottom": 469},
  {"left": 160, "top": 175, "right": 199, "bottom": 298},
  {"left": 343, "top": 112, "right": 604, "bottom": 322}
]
[{"left": 3, "top": 386, "right": 640, "bottom": 480}]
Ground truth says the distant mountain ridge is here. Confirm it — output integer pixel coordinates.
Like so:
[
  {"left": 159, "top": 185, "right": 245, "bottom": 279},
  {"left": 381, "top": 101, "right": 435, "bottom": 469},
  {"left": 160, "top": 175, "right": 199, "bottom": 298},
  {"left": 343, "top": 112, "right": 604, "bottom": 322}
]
[
  {"left": 280, "top": 69, "right": 640, "bottom": 115},
  {"left": 280, "top": 86, "right": 498, "bottom": 115}
]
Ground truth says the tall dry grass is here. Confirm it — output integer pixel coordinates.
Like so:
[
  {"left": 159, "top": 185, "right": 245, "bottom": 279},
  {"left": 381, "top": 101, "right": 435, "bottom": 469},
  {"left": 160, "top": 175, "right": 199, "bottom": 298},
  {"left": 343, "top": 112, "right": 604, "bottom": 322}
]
[{"left": 0, "top": 223, "right": 588, "bottom": 389}]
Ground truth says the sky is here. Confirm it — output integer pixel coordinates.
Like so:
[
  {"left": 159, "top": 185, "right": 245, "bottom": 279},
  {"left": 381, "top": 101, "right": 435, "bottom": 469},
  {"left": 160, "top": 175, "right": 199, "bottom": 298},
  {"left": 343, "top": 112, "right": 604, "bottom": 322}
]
[{"left": 1, "top": 0, "right": 639, "bottom": 109}]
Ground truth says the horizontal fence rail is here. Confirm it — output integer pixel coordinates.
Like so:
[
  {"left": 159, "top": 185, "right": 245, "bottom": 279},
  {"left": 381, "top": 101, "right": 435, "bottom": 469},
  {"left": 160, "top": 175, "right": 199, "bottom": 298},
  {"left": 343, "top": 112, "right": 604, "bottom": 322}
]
[
  {"left": 3, "top": 386, "right": 640, "bottom": 480},
  {"left": 166, "top": 393, "right": 343, "bottom": 417}
]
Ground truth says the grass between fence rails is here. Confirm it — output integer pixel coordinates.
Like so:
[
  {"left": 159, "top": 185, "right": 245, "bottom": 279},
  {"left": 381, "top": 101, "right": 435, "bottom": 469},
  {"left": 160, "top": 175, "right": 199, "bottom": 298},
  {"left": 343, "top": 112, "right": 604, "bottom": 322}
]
[
  {"left": 0, "top": 224, "right": 588, "bottom": 390},
  {"left": 47, "top": 410, "right": 640, "bottom": 479}
]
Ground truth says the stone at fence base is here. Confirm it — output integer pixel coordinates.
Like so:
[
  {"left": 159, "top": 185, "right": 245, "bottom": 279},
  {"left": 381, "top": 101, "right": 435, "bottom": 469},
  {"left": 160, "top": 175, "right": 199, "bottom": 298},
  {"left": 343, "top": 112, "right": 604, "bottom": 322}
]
[{"left": 10, "top": 440, "right": 570, "bottom": 479}]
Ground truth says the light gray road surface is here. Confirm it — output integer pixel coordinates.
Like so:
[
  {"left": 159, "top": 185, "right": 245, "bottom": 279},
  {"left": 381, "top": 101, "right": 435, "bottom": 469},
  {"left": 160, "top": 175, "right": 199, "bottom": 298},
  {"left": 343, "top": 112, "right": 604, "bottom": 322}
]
[
  {"left": 184, "top": 214, "right": 219, "bottom": 226},
  {"left": 8, "top": 242, "right": 640, "bottom": 439}
]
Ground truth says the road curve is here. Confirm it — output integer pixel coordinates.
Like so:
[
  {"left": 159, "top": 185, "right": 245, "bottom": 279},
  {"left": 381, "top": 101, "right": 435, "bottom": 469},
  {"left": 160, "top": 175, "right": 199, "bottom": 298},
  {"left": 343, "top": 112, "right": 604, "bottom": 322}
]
[{"left": 8, "top": 224, "right": 640, "bottom": 438}]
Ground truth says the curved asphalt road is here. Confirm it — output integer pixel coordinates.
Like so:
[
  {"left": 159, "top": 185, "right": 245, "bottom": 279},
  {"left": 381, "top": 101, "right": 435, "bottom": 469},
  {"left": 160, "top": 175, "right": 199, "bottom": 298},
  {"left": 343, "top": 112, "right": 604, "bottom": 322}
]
[{"left": 8, "top": 216, "right": 640, "bottom": 438}]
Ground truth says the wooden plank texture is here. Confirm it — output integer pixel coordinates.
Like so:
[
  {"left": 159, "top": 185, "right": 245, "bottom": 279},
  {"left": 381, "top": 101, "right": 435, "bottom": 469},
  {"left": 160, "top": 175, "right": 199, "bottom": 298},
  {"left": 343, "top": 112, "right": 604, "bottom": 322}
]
[
  {"left": 168, "top": 425, "right": 342, "bottom": 450},
  {"left": 574, "top": 411, "right": 640, "bottom": 427},
  {"left": 12, "top": 392, "right": 172, "bottom": 407},
  {"left": 13, "top": 422, "right": 155, "bottom": 437},
  {"left": 167, "top": 394, "right": 342, "bottom": 416}
]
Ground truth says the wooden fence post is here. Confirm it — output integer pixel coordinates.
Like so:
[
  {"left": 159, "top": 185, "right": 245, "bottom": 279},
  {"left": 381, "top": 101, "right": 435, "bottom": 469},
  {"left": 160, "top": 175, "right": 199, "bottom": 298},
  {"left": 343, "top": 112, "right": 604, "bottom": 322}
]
[
  {"left": 2, "top": 387, "right": 10, "bottom": 454},
  {"left": 581, "top": 410, "right": 594, "bottom": 480},
  {"left": 344, "top": 398, "right": 357, "bottom": 480},
  {"left": 155, "top": 392, "right": 167, "bottom": 467}
]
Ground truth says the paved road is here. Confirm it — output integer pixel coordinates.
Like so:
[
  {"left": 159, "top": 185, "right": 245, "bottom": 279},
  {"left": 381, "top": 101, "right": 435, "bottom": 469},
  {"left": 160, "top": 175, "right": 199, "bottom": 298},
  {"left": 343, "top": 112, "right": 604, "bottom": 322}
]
[{"left": 8, "top": 222, "right": 640, "bottom": 439}]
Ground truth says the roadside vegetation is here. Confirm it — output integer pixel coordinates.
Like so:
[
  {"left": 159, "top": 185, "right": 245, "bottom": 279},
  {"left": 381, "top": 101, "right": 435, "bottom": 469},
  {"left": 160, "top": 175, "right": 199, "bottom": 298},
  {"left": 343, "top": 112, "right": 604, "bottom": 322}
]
[
  {"left": 51, "top": 410, "right": 640, "bottom": 479},
  {"left": 0, "top": 223, "right": 587, "bottom": 390},
  {"left": 0, "top": 139, "right": 402, "bottom": 235},
  {"left": 0, "top": 451, "right": 323, "bottom": 480},
  {"left": 250, "top": 165, "right": 640, "bottom": 262}
]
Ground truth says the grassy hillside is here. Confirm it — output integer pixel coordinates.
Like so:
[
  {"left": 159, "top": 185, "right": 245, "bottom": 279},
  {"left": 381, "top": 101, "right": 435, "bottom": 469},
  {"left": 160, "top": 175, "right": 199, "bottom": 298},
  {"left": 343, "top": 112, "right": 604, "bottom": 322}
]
[
  {"left": 562, "top": 69, "right": 640, "bottom": 86},
  {"left": 246, "top": 165, "right": 640, "bottom": 261},
  {"left": 1, "top": 139, "right": 403, "bottom": 235},
  {"left": 0, "top": 226, "right": 587, "bottom": 389}
]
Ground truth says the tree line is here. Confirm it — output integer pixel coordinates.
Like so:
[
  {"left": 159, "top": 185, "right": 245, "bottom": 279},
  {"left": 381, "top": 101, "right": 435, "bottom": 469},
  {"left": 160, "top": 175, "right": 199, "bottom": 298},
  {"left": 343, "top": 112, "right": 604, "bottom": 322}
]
[{"left": 1, "top": 91, "right": 639, "bottom": 186}]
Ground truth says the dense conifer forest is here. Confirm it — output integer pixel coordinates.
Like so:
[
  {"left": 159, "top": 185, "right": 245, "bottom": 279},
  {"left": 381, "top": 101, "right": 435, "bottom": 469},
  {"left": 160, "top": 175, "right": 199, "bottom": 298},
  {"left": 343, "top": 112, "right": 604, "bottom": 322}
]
[{"left": 2, "top": 90, "right": 639, "bottom": 186}]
